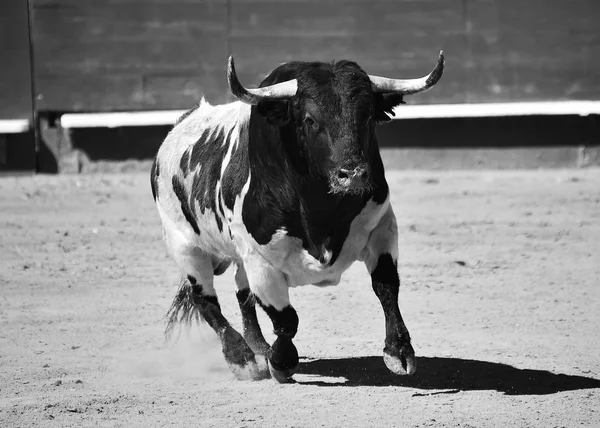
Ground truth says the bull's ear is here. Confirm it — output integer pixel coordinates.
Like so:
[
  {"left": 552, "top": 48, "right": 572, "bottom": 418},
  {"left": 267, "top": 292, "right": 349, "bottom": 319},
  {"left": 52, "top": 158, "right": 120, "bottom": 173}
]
[
  {"left": 374, "top": 93, "right": 405, "bottom": 123},
  {"left": 256, "top": 100, "right": 291, "bottom": 126}
]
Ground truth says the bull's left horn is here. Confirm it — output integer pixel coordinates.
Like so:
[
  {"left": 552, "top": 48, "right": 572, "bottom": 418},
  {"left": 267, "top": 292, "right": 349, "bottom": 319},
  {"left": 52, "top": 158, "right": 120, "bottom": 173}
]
[
  {"left": 369, "top": 50, "right": 445, "bottom": 95},
  {"left": 227, "top": 56, "right": 298, "bottom": 105}
]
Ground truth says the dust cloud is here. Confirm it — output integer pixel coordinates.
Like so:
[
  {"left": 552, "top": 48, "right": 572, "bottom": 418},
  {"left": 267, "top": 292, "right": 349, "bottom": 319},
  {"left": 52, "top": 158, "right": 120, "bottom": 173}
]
[{"left": 115, "top": 324, "right": 229, "bottom": 381}]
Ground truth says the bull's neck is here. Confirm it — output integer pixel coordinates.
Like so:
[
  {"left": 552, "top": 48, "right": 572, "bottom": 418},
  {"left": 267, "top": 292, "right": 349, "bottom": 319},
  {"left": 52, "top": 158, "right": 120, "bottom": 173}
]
[{"left": 247, "top": 110, "right": 326, "bottom": 200}]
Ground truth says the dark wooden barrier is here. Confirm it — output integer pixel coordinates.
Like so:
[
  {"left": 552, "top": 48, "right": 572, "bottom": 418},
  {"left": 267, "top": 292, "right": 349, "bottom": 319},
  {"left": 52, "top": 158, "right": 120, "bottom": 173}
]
[
  {"left": 465, "top": 0, "right": 600, "bottom": 102},
  {"left": 0, "top": 0, "right": 35, "bottom": 172},
  {"left": 31, "top": 0, "right": 230, "bottom": 112},
  {"left": 29, "top": 0, "right": 600, "bottom": 113}
]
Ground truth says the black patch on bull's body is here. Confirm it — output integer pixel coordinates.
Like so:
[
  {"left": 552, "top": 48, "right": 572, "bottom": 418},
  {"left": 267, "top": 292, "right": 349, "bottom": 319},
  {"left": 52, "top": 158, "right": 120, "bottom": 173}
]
[
  {"left": 177, "top": 126, "right": 235, "bottom": 233},
  {"left": 179, "top": 149, "right": 190, "bottom": 177},
  {"left": 150, "top": 157, "right": 160, "bottom": 200},
  {"left": 172, "top": 175, "right": 200, "bottom": 234},
  {"left": 369, "top": 140, "right": 389, "bottom": 204},
  {"left": 222, "top": 124, "right": 250, "bottom": 212}
]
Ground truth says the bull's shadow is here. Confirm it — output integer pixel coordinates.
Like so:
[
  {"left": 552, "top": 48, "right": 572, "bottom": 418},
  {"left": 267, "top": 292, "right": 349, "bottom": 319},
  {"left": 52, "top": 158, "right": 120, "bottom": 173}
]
[{"left": 298, "top": 356, "right": 600, "bottom": 395}]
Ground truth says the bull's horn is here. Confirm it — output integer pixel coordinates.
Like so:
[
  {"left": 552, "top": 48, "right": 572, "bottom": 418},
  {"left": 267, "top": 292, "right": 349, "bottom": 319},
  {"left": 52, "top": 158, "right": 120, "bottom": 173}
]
[
  {"left": 369, "top": 51, "right": 445, "bottom": 95},
  {"left": 227, "top": 56, "right": 298, "bottom": 104}
]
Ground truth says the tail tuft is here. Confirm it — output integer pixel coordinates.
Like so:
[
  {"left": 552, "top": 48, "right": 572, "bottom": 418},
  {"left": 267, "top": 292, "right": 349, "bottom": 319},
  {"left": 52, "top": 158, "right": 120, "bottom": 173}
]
[{"left": 164, "top": 278, "right": 202, "bottom": 341}]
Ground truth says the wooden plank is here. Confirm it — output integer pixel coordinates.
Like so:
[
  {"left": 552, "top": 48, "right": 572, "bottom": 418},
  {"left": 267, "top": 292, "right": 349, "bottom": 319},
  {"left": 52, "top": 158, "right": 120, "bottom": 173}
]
[
  {"left": 466, "top": 0, "right": 600, "bottom": 101},
  {"left": 34, "top": 0, "right": 226, "bottom": 5},
  {"left": 230, "top": 0, "right": 461, "bottom": 37},
  {"left": 35, "top": 37, "right": 226, "bottom": 76},
  {"left": 229, "top": 0, "right": 450, "bottom": 3},
  {"left": 36, "top": 75, "right": 144, "bottom": 111},
  {"left": 36, "top": 72, "right": 227, "bottom": 112},
  {"left": 31, "top": 0, "right": 228, "bottom": 111},
  {"left": 229, "top": 0, "right": 466, "bottom": 104},
  {"left": 143, "top": 74, "right": 229, "bottom": 108},
  {"left": 230, "top": 35, "right": 466, "bottom": 104},
  {"left": 32, "top": 3, "right": 227, "bottom": 75},
  {"left": 0, "top": 0, "right": 33, "bottom": 120}
]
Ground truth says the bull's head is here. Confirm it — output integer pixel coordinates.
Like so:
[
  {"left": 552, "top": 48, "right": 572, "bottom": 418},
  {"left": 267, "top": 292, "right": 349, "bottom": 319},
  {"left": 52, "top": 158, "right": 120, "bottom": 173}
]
[{"left": 227, "top": 52, "right": 444, "bottom": 195}]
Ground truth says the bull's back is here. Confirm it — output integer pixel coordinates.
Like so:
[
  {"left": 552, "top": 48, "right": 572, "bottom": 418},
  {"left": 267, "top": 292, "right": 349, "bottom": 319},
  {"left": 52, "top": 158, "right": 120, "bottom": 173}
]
[{"left": 151, "top": 100, "right": 252, "bottom": 260}]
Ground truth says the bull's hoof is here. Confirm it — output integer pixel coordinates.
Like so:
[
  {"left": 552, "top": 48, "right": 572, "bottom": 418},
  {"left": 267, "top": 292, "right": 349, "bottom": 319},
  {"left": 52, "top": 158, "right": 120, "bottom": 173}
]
[
  {"left": 268, "top": 337, "right": 299, "bottom": 383},
  {"left": 222, "top": 327, "right": 268, "bottom": 381},
  {"left": 383, "top": 344, "right": 417, "bottom": 375},
  {"left": 268, "top": 361, "right": 297, "bottom": 383}
]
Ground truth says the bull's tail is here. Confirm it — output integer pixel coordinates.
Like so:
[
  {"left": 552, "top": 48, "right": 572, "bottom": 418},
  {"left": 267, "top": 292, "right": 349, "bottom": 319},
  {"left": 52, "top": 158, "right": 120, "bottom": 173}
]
[{"left": 164, "top": 279, "right": 202, "bottom": 341}]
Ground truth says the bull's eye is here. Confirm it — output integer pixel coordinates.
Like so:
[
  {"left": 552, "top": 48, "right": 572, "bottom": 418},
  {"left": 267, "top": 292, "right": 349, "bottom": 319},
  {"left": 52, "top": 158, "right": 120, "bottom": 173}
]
[{"left": 304, "top": 115, "right": 319, "bottom": 132}]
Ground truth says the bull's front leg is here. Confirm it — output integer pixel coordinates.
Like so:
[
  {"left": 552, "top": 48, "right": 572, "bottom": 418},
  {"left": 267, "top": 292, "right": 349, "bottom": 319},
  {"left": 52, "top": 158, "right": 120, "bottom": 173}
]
[
  {"left": 371, "top": 253, "right": 416, "bottom": 375},
  {"left": 364, "top": 204, "right": 416, "bottom": 375},
  {"left": 244, "top": 261, "right": 299, "bottom": 383}
]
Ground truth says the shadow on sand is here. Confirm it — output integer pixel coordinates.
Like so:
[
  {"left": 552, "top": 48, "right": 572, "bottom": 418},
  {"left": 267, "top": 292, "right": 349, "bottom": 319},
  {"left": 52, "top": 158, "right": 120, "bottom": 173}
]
[{"left": 298, "top": 356, "right": 600, "bottom": 395}]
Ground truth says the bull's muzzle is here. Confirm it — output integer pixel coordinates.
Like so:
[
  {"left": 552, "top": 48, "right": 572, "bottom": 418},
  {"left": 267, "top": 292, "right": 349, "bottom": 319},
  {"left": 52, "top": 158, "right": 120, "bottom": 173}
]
[{"left": 330, "top": 165, "right": 372, "bottom": 195}]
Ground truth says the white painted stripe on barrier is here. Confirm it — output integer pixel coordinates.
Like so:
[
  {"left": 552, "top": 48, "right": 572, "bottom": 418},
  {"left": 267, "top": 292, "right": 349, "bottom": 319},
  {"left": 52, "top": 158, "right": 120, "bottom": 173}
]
[
  {"left": 58, "top": 101, "right": 600, "bottom": 129},
  {"left": 60, "top": 110, "right": 187, "bottom": 128},
  {"left": 391, "top": 101, "right": 600, "bottom": 119},
  {"left": 0, "top": 119, "right": 31, "bottom": 133}
]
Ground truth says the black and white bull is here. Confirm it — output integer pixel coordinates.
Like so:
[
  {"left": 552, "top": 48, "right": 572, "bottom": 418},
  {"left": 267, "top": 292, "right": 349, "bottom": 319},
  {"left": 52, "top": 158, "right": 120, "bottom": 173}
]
[{"left": 150, "top": 52, "right": 444, "bottom": 382}]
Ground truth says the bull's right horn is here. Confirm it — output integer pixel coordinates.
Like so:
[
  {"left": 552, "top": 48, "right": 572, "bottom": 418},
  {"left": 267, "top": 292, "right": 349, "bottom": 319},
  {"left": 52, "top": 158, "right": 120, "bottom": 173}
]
[
  {"left": 227, "top": 56, "right": 298, "bottom": 105},
  {"left": 369, "top": 51, "right": 445, "bottom": 95}
]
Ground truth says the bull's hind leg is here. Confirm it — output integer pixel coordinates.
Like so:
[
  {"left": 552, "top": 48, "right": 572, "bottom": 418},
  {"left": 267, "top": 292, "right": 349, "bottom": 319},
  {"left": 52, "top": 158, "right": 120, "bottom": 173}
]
[
  {"left": 234, "top": 264, "right": 270, "bottom": 355},
  {"left": 364, "top": 205, "right": 416, "bottom": 375},
  {"left": 164, "top": 245, "right": 260, "bottom": 380},
  {"left": 234, "top": 264, "right": 271, "bottom": 379}
]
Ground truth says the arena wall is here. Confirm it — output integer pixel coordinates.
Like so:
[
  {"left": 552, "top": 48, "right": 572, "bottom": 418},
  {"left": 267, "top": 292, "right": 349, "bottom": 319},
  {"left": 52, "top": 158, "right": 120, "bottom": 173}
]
[{"left": 1, "top": 0, "right": 599, "bottom": 172}]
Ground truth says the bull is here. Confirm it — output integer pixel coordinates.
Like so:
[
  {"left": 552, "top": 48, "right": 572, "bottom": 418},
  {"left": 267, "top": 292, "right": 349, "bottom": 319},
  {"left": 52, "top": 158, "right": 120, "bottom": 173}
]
[{"left": 150, "top": 52, "right": 444, "bottom": 382}]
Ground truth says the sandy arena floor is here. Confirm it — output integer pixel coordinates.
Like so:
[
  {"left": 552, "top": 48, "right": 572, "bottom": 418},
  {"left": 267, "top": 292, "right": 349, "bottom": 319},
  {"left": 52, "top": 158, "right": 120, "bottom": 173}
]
[{"left": 1, "top": 168, "right": 599, "bottom": 427}]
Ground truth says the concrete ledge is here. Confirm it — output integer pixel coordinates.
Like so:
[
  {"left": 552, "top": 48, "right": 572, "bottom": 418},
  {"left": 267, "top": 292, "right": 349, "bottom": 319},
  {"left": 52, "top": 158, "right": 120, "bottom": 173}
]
[
  {"left": 38, "top": 106, "right": 600, "bottom": 173},
  {"left": 57, "top": 101, "right": 600, "bottom": 129},
  {"left": 0, "top": 119, "right": 31, "bottom": 134},
  {"left": 391, "top": 101, "right": 600, "bottom": 119},
  {"left": 60, "top": 110, "right": 186, "bottom": 128}
]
